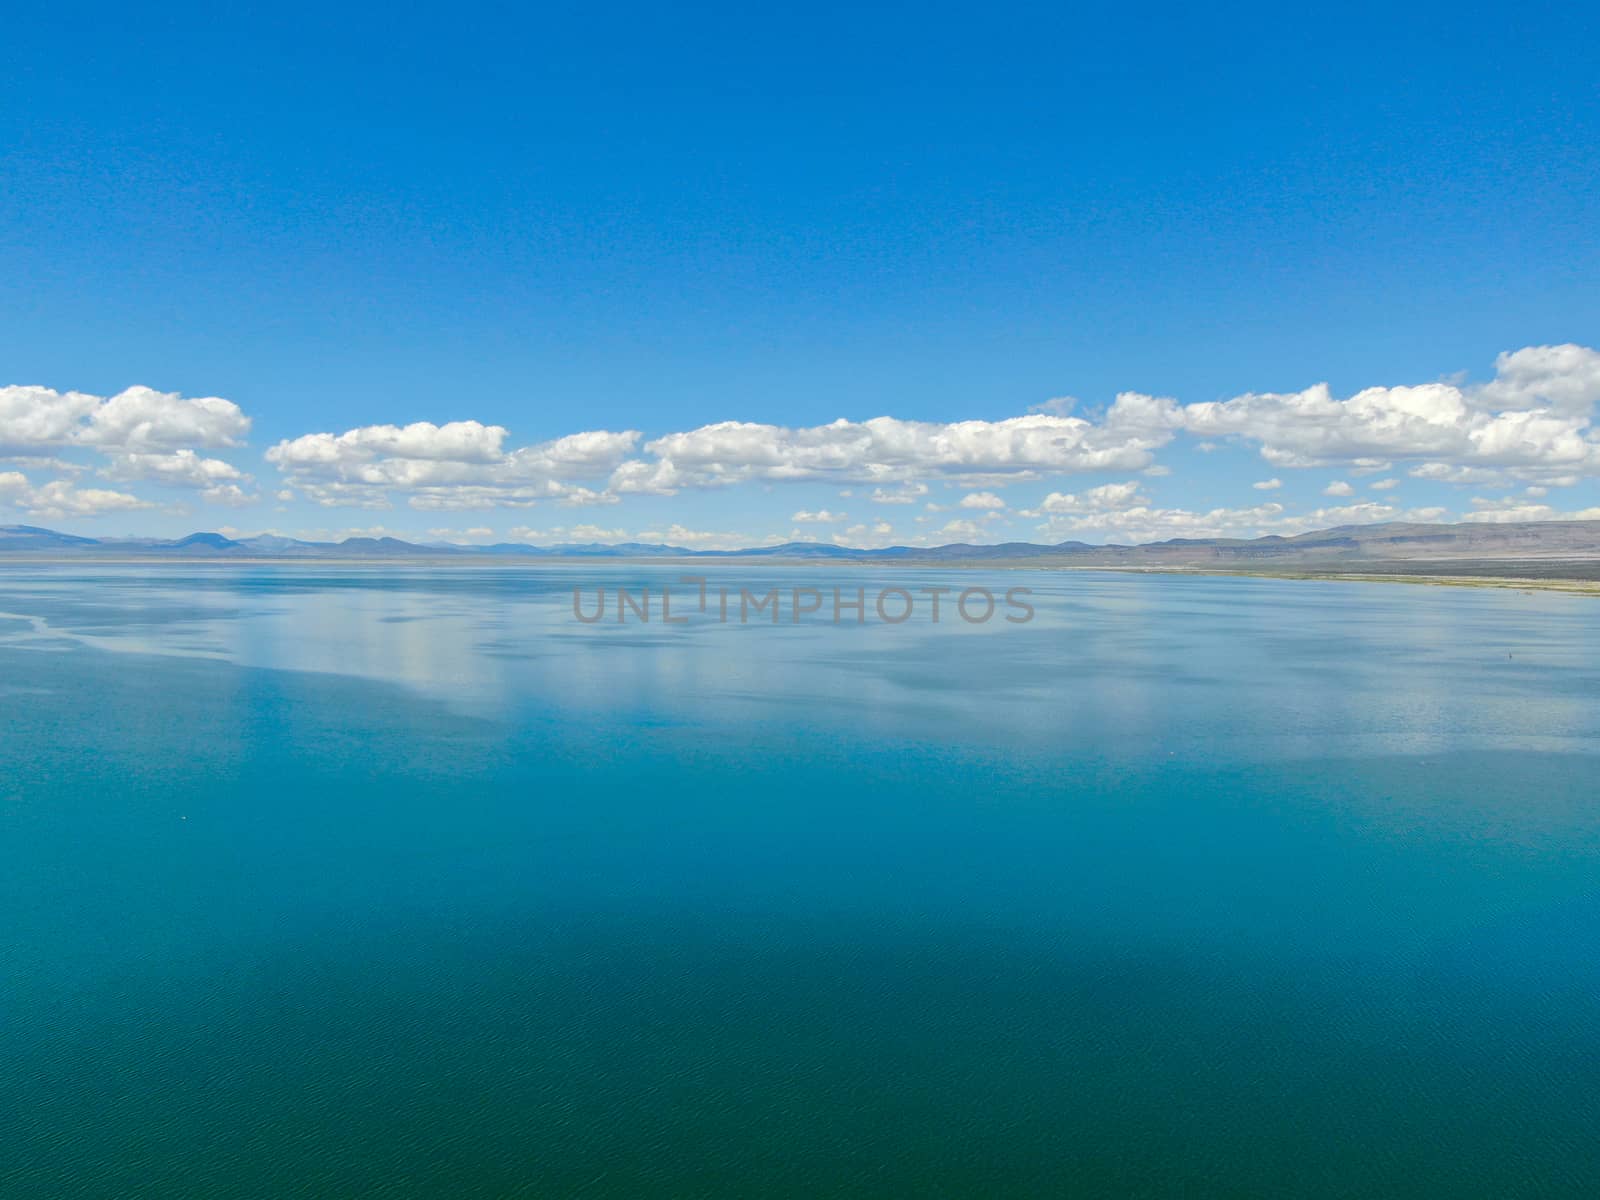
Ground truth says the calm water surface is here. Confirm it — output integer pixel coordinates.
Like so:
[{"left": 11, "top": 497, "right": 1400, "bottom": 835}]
[{"left": 2, "top": 564, "right": 1598, "bottom": 1197}]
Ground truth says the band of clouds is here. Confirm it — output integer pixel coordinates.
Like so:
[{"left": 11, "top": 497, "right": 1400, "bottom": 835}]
[
  {"left": 0, "top": 385, "right": 255, "bottom": 514},
  {"left": 5, "top": 345, "right": 1600, "bottom": 533},
  {"left": 264, "top": 344, "right": 1600, "bottom": 513},
  {"left": 262, "top": 400, "right": 1176, "bottom": 511}
]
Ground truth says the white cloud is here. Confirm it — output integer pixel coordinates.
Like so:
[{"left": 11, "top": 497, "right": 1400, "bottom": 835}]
[
  {"left": 868, "top": 483, "right": 929, "bottom": 504},
  {"left": 509, "top": 522, "right": 787, "bottom": 552},
  {"left": 1406, "top": 462, "right": 1510, "bottom": 486},
  {"left": 635, "top": 524, "right": 787, "bottom": 551},
  {"left": 935, "top": 519, "right": 988, "bottom": 541},
  {"left": 1348, "top": 459, "right": 1391, "bottom": 476},
  {"left": 1, "top": 455, "right": 88, "bottom": 475},
  {"left": 0, "top": 387, "right": 101, "bottom": 448},
  {"left": 100, "top": 449, "right": 249, "bottom": 489},
  {"left": 1034, "top": 499, "right": 1291, "bottom": 543},
  {"left": 0, "top": 385, "right": 252, "bottom": 500},
  {"left": 15, "top": 344, "right": 1600, "bottom": 530},
  {"left": 1028, "top": 479, "right": 1453, "bottom": 544},
  {"left": 1461, "top": 497, "right": 1600, "bottom": 524},
  {"left": 0, "top": 472, "right": 155, "bottom": 519},
  {"left": 1470, "top": 344, "right": 1600, "bottom": 417},
  {"left": 791, "top": 509, "right": 846, "bottom": 523},
  {"left": 0, "top": 383, "right": 250, "bottom": 454},
  {"left": 1026, "top": 480, "right": 1145, "bottom": 515},
  {"left": 612, "top": 399, "right": 1180, "bottom": 495},
  {"left": 840, "top": 520, "right": 897, "bottom": 547},
  {"left": 270, "top": 420, "right": 507, "bottom": 468},
  {"left": 199, "top": 484, "right": 258, "bottom": 508},
  {"left": 266, "top": 421, "right": 640, "bottom": 510},
  {"left": 959, "top": 491, "right": 1006, "bottom": 509},
  {"left": 1028, "top": 396, "right": 1077, "bottom": 417},
  {"left": 1180, "top": 345, "right": 1600, "bottom": 482},
  {"left": 506, "top": 525, "right": 629, "bottom": 544},
  {"left": 78, "top": 386, "right": 251, "bottom": 451}
]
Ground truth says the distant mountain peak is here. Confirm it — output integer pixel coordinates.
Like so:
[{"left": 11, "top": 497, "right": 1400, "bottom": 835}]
[{"left": 172, "top": 532, "right": 242, "bottom": 549}]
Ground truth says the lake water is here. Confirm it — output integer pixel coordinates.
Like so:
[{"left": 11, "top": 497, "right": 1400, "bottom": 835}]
[{"left": 3, "top": 564, "right": 1598, "bottom": 1197}]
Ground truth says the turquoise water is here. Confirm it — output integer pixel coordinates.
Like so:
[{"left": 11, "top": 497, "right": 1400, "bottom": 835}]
[{"left": 3, "top": 564, "right": 1598, "bottom": 1197}]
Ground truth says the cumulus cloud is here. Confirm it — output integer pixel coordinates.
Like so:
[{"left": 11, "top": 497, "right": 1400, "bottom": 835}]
[
  {"left": 17, "top": 344, "right": 1600, "bottom": 528},
  {"left": 509, "top": 522, "right": 786, "bottom": 552},
  {"left": 868, "top": 483, "right": 929, "bottom": 505},
  {"left": 266, "top": 421, "right": 640, "bottom": 509},
  {"left": 199, "top": 484, "right": 259, "bottom": 508},
  {"left": 0, "top": 385, "right": 249, "bottom": 452},
  {"left": 79, "top": 387, "right": 251, "bottom": 450},
  {"left": 1025, "top": 481, "right": 1145, "bottom": 516},
  {"left": 506, "top": 524, "right": 631, "bottom": 544},
  {"left": 0, "top": 385, "right": 253, "bottom": 504},
  {"left": 611, "top": 398, "right": 1180, "bottom": 496},
  {"left": 0, "top": 387, "right": 101, "bottom": 448},
  {"left": 0, "top": 471, "right": 155, "bottom": 519},
  {"left": 959, "top": 491, "right": 1006, "bottom": 509},
  {"left": 1180, "top": 345, "right": 1600, "bottom": 482},
  {"left": 100, "top": 449, "right": 250, "bottom": 489},
  {"left": 842, "top": 520, "right": 896, "bottom": 543},
  {"left": 241, "top": 344, "right": 1600, "bottom": 518},
  {"left": 791, "top": 509, "right": 846, "bottom": 523},
  {"left": 1028, "top": 396, "right": 1078, "bottom": 417},
  {"left": 1035, "top": 501, "right": 1290, "bottom": 543},
  {"left": 1024, "top": 478, "right": 1452, "bottom": 544},
  {"left": 1461, "top": 496, "right": 1600, "bottom": 524},
  {"left": 1470, "top": 344, "right": 1600, "bottom": 417},
  {"left": 1, "top": 455, "right": 88, "bottom": 475},
  {"left": 1407, "top": 463, "right": 1514, "bottom": 486},
  {"left": 635, "top": 524, "right": 788, "bottom": 551},
  {"left": 271, "top": 421, "right": 507, "bottom": 468},
  {"left": 935, "top": 519, "right": 989, "bottom": 541}
]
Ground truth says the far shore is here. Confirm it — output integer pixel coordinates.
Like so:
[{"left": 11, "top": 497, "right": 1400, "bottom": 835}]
[
  {"left": 6, "top": 553, "right": 1600, "bottom": 595},
  {"left": 1092, "top": 566, "right": 1600, "bottom": 595}
]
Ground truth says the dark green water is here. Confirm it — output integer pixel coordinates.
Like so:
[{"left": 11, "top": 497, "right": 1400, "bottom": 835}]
[{"left": 2, "top": 565, "right": 1598, "bottom": 1197}]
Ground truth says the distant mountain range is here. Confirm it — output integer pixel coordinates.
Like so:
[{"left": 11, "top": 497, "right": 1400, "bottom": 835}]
[{"left": 5, "top": 519, "right": 1600, "bottom": 570}]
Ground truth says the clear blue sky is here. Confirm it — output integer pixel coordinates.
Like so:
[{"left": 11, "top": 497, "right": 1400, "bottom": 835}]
[{"left": 3, "top": 0, "right": 1598, "bottom": 546}]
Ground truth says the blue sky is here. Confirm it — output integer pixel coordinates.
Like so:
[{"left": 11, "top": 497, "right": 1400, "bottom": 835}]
[{"left": 3, "top": 0, "right": 1598, "bottom": 547}]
